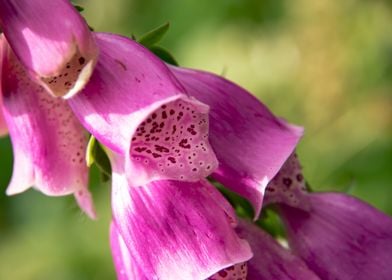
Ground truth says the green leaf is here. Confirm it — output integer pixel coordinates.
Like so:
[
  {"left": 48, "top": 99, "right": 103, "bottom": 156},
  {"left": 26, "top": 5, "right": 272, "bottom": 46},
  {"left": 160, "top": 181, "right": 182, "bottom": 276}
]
[
  {"left": 85, "top": 136, "right": 112, "bottom": 181},
  {"left": 73, "top": 4, "right": 84, "bottom": 12},
  {"left": 138, "top": 22, "right": 170, "bottom": 48},
  {"left": 85, "top": 136, "right": 97, "bottom": 167},
  {"left": 256, "top": 207, "right": 286, "bottom": 238},
  {"left": 211, "top": 180, "right": 254, "bottom": 219},
  {"left": 149, "top": 46, "right": 179, "bottom": 66}
]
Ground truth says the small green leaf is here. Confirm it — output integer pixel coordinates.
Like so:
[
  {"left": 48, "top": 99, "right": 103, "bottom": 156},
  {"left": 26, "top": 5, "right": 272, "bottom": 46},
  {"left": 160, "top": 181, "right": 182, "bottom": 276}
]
[
  {"left": 94, "top": 143, "right": 112, "bottom": 179},
  {"left": 85, "top": 136, "right": 112, "bottom": 181},
  {"left": 85, "top": 136, "right": 97, "bottom": 167},
  {"left": 149, "top": 46, "right": 179, "bottom": 66},
  {"left": 256, "top": 207, "right": 286, "bottom": 238},
  {"left": 73, "top": 4, "right": 84, "bottom": 12},
  {"left": 138, "top": 22, "right": 170, "bottom": 48}
]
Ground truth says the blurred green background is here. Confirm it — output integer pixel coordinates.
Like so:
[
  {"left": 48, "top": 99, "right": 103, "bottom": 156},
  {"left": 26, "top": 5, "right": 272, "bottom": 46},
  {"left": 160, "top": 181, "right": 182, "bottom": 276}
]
[{"left": 1, "top": 0, "right": 391, "bottom": 279}]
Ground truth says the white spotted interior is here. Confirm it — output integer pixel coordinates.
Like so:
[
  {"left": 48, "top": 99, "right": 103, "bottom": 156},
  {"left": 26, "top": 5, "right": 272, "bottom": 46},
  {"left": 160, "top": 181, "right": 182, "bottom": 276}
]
[
  {"left": 208, "top": 262, "right": 248, "bottom": 280},
  {"left": 130, "top": 99, "right": 218, "bottom": 183},
  {"left": 265, "top": 153, "right": 307, "bottom": 207},
  {"left": 40, "top": 49, "right": 90, "bottom": 98}
]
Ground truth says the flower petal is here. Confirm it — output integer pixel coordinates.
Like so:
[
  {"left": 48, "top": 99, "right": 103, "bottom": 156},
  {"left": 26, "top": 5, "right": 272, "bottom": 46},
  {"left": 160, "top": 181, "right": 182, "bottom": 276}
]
[
  {"left": 0, "top": 92, "right": 7, "bottom": 137},
  {"left": 0, "top": 37, "right": 7, "bottom": 136},
  {"left": 111, "top": 156, "right": 252, "bottom": 280},
  {"left": 280, "top": 193, "right": 392, "bottom": 280},
  {"left": 207, "top": 262, "right": 248, "bottom": 280},
  {"left": 264, "top": 153, "right": 310, "bottom": 210},
  {"left": 69, "top": 33, "right": 218, "bottom": 186},
  {"left": 1, "top": 40, "right": 95, "bottom": 218},
  {"left": 110, "top": 222, "right": 151, "bottom": 280},
  {"left": 236, "top": 220, "right": 320, "bottom": 280},
  {"left": 170, "top": 66, "right": 303, "bottom": 218},
  {"left": 0, "top": 0, "right": 98, "bottom": 98}
]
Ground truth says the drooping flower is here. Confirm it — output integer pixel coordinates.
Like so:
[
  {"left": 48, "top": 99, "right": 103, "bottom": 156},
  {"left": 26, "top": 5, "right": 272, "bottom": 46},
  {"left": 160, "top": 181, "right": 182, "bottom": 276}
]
[
  {"left": 0, "top": 0, "right": 98, "bottom": 98},
  {"left": 263, "top": 153, "right": 392, "bottom": 280},
  {"left": 0, "top": 0, "right": 97, "bottom": 217},
  {"left": 0, "top": 35, "right": 95, "bottom": 218},
  {"left": 110, "top": 155, "right": 252, "bottom": 280},
  {"left": 68, "top": 33, "right": 219, "bottom": 187}
]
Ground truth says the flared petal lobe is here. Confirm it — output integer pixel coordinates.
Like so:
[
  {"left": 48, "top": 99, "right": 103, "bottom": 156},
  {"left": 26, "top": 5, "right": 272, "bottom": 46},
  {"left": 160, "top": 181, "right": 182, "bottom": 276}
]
[
  {"left": 264, "top": 153, "right": 310, "bottom": 210},
  {"left": 110, "top": 156, "right": 252, "bottom": 280},
  {"left": 0, "top": 40, "right": 95, "bottom": 218},
  {"left": 170, "top": 66, "right": 303, "bottom": 218},
  {"left": 280, "top": 193, "right": 392, "bottom": 280},
  {"left": 236, "top": 220, "right": 320, "bottom": 280},
  {"left": 69, "top": 33, "right": 218, "bottom": 186},
  {"left": 0, "top": 0, "right": 98, "bottom": 98}
]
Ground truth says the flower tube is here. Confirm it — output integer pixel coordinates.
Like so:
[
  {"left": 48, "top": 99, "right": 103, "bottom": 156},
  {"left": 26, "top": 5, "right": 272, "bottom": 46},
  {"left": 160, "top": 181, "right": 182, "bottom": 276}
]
[
  {"left": 68, "top": 33, "right": 218, "bottom": 186},
  {"left": 0, "top": 36, "right": 95, "bottom": 218}
]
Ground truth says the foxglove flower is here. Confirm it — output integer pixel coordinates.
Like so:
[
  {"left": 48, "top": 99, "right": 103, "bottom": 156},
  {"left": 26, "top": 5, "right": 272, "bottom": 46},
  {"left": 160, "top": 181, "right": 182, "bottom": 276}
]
[
  {"left": 0, "top": 0, "right": 97, "bottom": 217},
  {"left": 68, "top": 33, "right": 219, "bottom": 187},
  {"left": 110, "top": 155, "right": 252, "bottom": 280},
  {"left": 264, "top": 153, "right": 392, "bottom": 280},
  {"left": 0, "top": 0, "right": 98, "bottom": 98}
]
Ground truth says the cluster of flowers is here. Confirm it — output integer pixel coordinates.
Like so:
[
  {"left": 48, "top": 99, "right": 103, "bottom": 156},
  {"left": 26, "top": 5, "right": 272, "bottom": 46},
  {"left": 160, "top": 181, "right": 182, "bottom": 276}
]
[{"left": 0, "top": 1, "right": 391, "bottom": 279}]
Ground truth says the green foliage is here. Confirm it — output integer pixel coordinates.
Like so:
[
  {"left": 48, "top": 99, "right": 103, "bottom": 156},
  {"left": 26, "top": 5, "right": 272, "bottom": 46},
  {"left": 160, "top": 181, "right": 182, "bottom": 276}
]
[
  {"left": 85, "top": 136, "right": 111, "bottom": 181},
  {"left": 73, "top": 5, "right": 84, "bottom": 12},
  {"left": 138, "top": 22, "right": 170, "bottom": 48},
  {"left": 216, "top": 184, "right": 254, "bottom": 219},
  {"left": 256, "top": 207, "right": 286, "bottom": 238},
  {"left": 149, "top": 45, "right": 179, "bottom": 66},
  {"left": 137, "top": 22, "right": 179, "bottom": 65}
]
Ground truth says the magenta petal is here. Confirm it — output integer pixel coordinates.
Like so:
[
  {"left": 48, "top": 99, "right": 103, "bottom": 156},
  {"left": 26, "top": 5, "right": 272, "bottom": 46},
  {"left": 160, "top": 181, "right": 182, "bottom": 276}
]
[
  {"left": 110, "top": 222, "right": 149, "bottom": 280},
  {"left": 0, "top": 36, "right": 7, "bottom": 137},
  {"left": 0, "top": 0, "right": 97, "bottom": 98},
  {"left": 111, "top": 157, "right": 252, "bottom": 279},
  {"left": 170, "top": 66, "right": 303, "bottom": 218},
  {"left": 280, "top": 193, "right": 392, "bottom": 280},
  {"left": 1, "top": 41, "right": 94, "bottom": 218},
  {"left": 69, "top": 33, "right": 218, "bottom": 186},
  {"left": 0, "top": 85, "right": 7, "bottom": 137},
  {"left": 236, "top": 220, "right": 320, "bottom": 280},
  {"left": 263, "top": 153, "right": 310, "bottom": 210}
]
